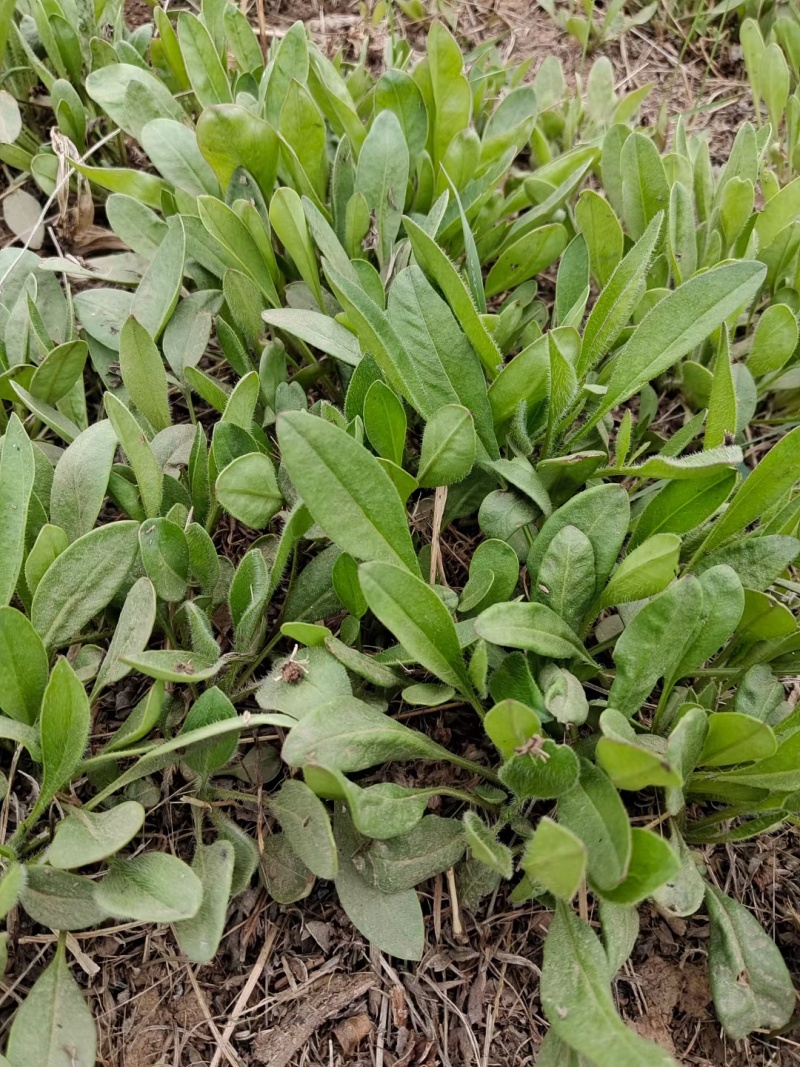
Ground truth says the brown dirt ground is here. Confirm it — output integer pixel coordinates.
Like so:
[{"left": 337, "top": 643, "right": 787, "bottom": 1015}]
[{"left": 2, "top": 1, "right": 798, "bottom": 1065}]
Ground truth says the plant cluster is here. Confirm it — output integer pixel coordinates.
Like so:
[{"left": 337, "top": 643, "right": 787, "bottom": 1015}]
[{"left": 0, "top": 4, "right": 799, "bottom": 1064}]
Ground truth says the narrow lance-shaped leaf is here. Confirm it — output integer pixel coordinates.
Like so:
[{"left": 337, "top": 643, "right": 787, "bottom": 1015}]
[
  {"left": 118, "top": 316, "right": 171, "bottom": 432},
  {"left": 583, "top": 260, "right": 766, "bottom": 433},
  {"left": 36, "top": 658, "right": 91, "bottom": 820},
  {"left": 355, "top": 110, "right": 409, "bottom": 268},
  {"left": 92, "top": 576, "right": 157, "bottom": 699},
  {"left": 694, "top": 424, "right": 800, "bottom": 559},
  {"left": 277, "top": 411, "right": 420, "bottom": 574},
  {"left": 359, "top": 561, "right": 478, "bottom": 703},
  {"left": 541, "top": 903, "right": 676, "bottom": 1067},
  {"left": 0, "top": 414, "right": 35, "bottom": 606}
]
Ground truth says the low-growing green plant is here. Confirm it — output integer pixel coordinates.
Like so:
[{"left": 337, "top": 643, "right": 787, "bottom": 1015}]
[
  {"left": 535, "top": 0, "right": 659, "bottom": 52},
  {"left": 0, "top": 6, "right": 799, "bottom": 1065}
]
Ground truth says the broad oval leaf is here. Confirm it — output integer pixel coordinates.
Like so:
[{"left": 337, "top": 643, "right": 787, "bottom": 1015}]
[
  {"left": 49, "top": 802, "right": 146, "bottom": 870},
  {"left": 31, "top": 521, "right": 140, "bottom": 648},
  {"left": 96, "top": 853, "right": 203, "bottom": 922}
]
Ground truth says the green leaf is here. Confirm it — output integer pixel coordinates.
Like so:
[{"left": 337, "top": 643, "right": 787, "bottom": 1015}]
[
  {"left": 417, "top": 404, "right": 476, "bottom": 487},
  {"left": 261, "top": 834, "right": 314, "bottom": 903},
  {"left": 364, "top": 380, "right": 406, "bottom": 466},
  {"left": 747, "top": 303, "right": 798, "bottom": 377},
  {"left": 181, "top": 686, "right": 238, "bottom": 776},
  {"left": 600, "top": 828, "right": 680, "bottom": 905},
  {"left": 600, "top": 900, "right": 640, "bottom": 978},
  {"left": 427, "top": 21, "right": 471, "bottom": 166},
  {"left": 6, "top": 944, "right": 96, "bottom": 1067},
  {"left": 705, "top": 884, "right": 795, "bottom": 1040},
  {"left": 403, "top": 214, "right": 502, "bottom": 377},
  {"left": 463, "top": 811, "right": 513, "bottom": 878},
  {"left": 596, "top": 733, "right": 682, "bottom": 792},
  {"left": 119, "top": 317, "right": 171, "bottom": 432},
  {"left": 269, "top": 186, "right": 324, "bottom": 311},
  {"left": 621, "top": 132, "right": 669, "bottom": 239},
  {"left": 598, "top": 534, "right": 680, "bottom": 609},
  {"left": 359, "top": 815, "right": 466, "bottom": 891},
  {"left": 485, "top": 223, "right": 568, "bottom": 298},
  {"left": 460, "top": 537, "right": 520, "bottom": 614},
  {"left": 262, "top": 308, "right": 361, "bottom": 366},
  {"left": 586, "top": 260, "right": 766, "bottom": 431},
  {"left": 215, "top": 452, "right": 282, "bottom": 529},
  {"left": 355, "top": 110, "right": 409, "bottom": 268},
  {"left": 578, "top": 212, "right": 662, "bottom": 375},
  {"left": 50, "top": 420, "right": 118, "bottom": 543},
  {"left": 173, "top": 841, "right": 235, "bottom": 963},
  {"left": 671, "top": 564, "right": 744, "bottom": 682},
  {"left": 198, "top": 196, "right": 279, "bottom": 304},
  {"left": 375, "top": 69, "right": 429, "bottom": 168},
  {"left": 696, "top": 425, "right": 800, "bottom": 558},
  {"left": 264, "top": 21, "right": 308, "bottom": 125},
  {"left": 613, "top": 443, "right": 743, "bottom": 482},
  {"left": 609, "top": 577, "right": 704, "bottom": 718},
  {"left": 558, "top": 759, "right": 632, "bottom": 894},
  {"left": 277, "top": 410, "right": 419, "bottom": 573},
  {"left": 92, "top": 577, "right": 157, "bottom": 699},
  {"left": 384, "top": 265, "right": 498, "bottom": 459},
  {"left": 575, "top": 188, "right": 623, "bottom": 289},
  {"left": 0, "top": 414, "right": 34, "bottom": 606},
  {"left": 281, "top": 696, "right": 448, "bottom": 772},
  {"left": 652, "top": 824, "right": 705, "bottom": 917},
  {"left": 0, "top": 606, "right": 48, "bottom": 725},
  {"left": 698, "top": 713, "right": 777, "bottom": 767},
  {"left": 528, "top": 485, "right": 629, "bottom": 598},
  {"left": 533, "top": 525, "right": 595, "bottom": 632},
  {"left": 522, "top": 817, "right": 586, "bottom": 901},
  {"left": 484, "top": 698, "right": 541, "bottom": 759},
  {"left": 104, "top": 392, "right": 163, "bottom": 518},
  {"left": 124, "top": 650, "right": 222, "bottom": 684},
  {"left": 359, "top": 561, "right": 476, "bottom": 700},
  {"left": 333, "top": 808, "right": 424, "bottom": 960},
  {"left": 20, "top": 867, "right": 109, "bottom": 931},
  {"left": 31, "top": 521, "right": 140, "bottom": 649},
  {"left": 475, "top": 601, "right": 596, "bottom": 667},
  {"left": 139, "top": 520, "right": 188, "bottom": 602},
  {"left": 29, "top": 340, "right": 88, "bottom": 405},
  {"left": 541, "top": 903, "right": 676, "bottom": 1067},
  {"left": 38, "top": 658, "right": 90, "bottom": 817},
  {"left": 0, "top": 863, "right": 25, "bottom": 921},
  {"left": 25, "top": 525, "right": 69, "bottom": 598},
  {"left": 628, "top": 469, "right": 736, "bottom": 551},
  {"left": 49, "top": 802, "right": 145, "bottom": 870},
  {"left": 130, "top": 216, "right": 186, "bottom": 341},
  {"left": 270, "top": 779, "right": 337, "bottom": 879},
  {"left": 280, "top": 78, "right": 328, "bottom": 202},
  {"left": 85, "top": 63, "right": 184, "bottom": 139},
  {"left": 97, "top": 852, "right": 203, "bottom": 921},
  {"left": 499, "top": 741, "right": 579, "bottom": 799},
  {"left": 177, "top": 11, "right": 232, "bottom": 107},
  {"left": 706, "top": 330, "right": 737, "bottom": 449},
  {"left": 541, "top": 665, "right": 589, "bottom": 726},
  {"left": 196, "top": 104, "right": 278, "bottom": 201}
]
